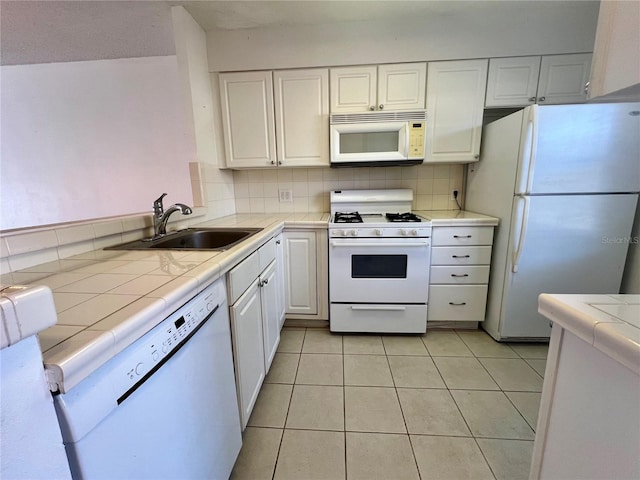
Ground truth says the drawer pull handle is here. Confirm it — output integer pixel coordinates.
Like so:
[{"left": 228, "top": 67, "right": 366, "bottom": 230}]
[
  {"left": 452, "top": 255, "right": 470, "bottom": 258},
  {"left": 451, "top": 274, "right": 469, "bottom": 277},
  {"left": 453, "top": 235, "right": 472, "bottom": 239},
  {"left": 449, "top": 302, "right": 467, "bottom": 306},
  {"left": 351, "top": 305, "right": 406, "bottom": 312}
]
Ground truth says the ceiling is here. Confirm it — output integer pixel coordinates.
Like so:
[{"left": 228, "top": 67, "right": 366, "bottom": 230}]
[
  {"left": 1, "top": 1, "right": 600, "bottom": 66},
  {"left": 175, "top": 1, "right": 491, "bottom": 31}
]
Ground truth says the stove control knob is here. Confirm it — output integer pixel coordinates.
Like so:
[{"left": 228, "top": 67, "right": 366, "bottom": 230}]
[
  {"left": 336, "top": 230, "right": 346, "bottom": 237},
  {"left": 350, "top": 229, "right": 358, "bottom": 236},
  {"left": 400, "top": 229, "right": 407, "bottom": 236},
  {"left": 411, "top": 229, "right": 418, "bottom": 236},
  {"left": 374, "top": 229, "right": 382, "bottom": 236}
]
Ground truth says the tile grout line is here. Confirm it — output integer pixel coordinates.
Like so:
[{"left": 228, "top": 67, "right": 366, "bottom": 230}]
[
  {"left": 271, "top": 327, "right": 307, "bottom": 480},
  {"left": 383, "top": 339, "right": 423, "bottom": 480}
]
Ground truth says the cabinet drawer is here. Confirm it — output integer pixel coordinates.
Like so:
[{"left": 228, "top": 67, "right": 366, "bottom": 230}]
[
  {"left": 428, "top": 285, "right": 488, "bottom": 321},
  {"left": 258, "top": 237, "right": 276, "bottom": 271},
  {"left": 228, "top": 250, "right": 261, "bottom": 305},
  {"left": 430, "top": 266, "right": 490, "bottom": 284},
  {"left": 432, "top": 226, "right": 494, "bottom": 246},
  {"left": 431, "top": 246, "right": 492, "bottom": 265}
]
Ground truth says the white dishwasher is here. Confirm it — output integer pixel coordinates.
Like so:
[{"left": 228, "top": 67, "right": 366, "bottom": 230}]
[{"left": 53, "top": 277, "right": 242, "bottom": 480}]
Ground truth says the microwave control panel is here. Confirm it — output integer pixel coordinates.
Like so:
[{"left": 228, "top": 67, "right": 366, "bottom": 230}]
[{"left": 408, "top": 122, "right": 426, "bottom": 159}]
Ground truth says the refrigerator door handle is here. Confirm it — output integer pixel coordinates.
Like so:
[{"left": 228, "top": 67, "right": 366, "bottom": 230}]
[
  {"left": 516, "top": 106, "right": 537, "bottom": 195},
  {"left": 512, "top": 195, "right": 530, "bottom": 273}
]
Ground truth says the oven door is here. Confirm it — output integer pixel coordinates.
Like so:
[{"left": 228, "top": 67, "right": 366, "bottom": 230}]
[{"left": 329, "top": 237, "right": 430, "bottom": 304}]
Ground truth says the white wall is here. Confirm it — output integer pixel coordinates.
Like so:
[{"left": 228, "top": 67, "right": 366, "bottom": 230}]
[
  {"left": 206, "top": 3, "right": 599, "bottom": 71},
  {"left": 0, "top": 56, "right": 194, "bottom": 231},
  {"left": 171, "top": 6, "right": 236, "bottom": 219}
]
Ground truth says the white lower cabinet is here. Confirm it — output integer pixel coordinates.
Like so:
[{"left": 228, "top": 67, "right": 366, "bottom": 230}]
[
  {"left": 282, "top": 229, "right": 328, "bottom": 321},
  {"left": 229, "top": 279, "right": 264, "bottom": 430},
  {"left": 428, "top": 226, "right": 494, "bottom": 323},
  {"left": 275, "top": 233, "right": 286, "bottom": 329},
  {"left": 228, "top": 237, "right": 283, "bottom": 429},
  {"left": 260, "top": 260, "right": 280, "bottom": 370}
]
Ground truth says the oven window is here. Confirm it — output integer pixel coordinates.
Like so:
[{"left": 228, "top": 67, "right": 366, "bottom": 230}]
[
  {"left": 351, "top": 254, "right": 407, "bottom": 278},
  {"left": 340, "top": 131, "right": 399, "bottom": 154}
]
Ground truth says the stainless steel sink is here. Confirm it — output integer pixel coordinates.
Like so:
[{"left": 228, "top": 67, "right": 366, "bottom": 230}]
[{"left": 105, "top": 227, "right": 263, "bottom": 251}]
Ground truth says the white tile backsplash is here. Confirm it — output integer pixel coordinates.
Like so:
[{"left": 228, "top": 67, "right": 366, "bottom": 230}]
[{"left": 233, "top": 165, "right": 464, "bottom": 214}]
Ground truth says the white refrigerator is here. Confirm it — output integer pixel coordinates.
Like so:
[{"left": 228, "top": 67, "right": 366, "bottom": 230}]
[{"left": 466, "top": 103, "right": 640, "bottom": 340}]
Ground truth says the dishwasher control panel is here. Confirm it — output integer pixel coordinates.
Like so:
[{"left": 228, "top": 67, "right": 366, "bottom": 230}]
[{"left": 115, "top": 278, "right": 227, "bottom": 400}]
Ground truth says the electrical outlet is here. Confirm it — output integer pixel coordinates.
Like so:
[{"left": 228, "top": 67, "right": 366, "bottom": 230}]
[
  {"left": 452, "top": 189, "right": 459, "bottom": 200},
  {"left": 279, "top": 189, "right": 292, "bottom": 203}
]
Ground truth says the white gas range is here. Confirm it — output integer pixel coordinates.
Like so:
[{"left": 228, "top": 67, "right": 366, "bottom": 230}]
[{"left": 328, "top": 189, "right": 432, "bottom": 333}]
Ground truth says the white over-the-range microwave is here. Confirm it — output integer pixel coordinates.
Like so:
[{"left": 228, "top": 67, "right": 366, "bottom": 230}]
[{"left": 329, "top": 110, "right": 427, "bottom": 167}]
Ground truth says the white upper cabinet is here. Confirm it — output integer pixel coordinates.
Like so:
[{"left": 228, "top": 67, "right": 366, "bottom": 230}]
[
  {"left": 329, "top": 66, "right": 377, "bottom": 113},
  {"left": 485, "top": 54, "right": 592, "bottom": 107},
  {"left": 219, "top": 71, "right": 277, "bottom": 168},
  {"left": 485, "top": 56, "right": 541, "bottom": 107},
  {"left": 330, "top": 63, "right": 426, "bottom": 112},
  {"left": 274, "top": 69, "right": 329, "bottom": 167},
  {"left": 537, "top": 53, "right": 592, "bottom": 105},
  {"left": 377, "top": 63, "right": 427, "bottom": 111},
  {"left": 425, "top": 59, "right": 488, "bottom": 164}
]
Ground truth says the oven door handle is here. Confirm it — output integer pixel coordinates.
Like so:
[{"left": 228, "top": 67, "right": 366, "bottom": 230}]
[
  {"left": 330, "top": 241, "right": 429, "bottom": 248},
  {"left": 351, "top": 305, "right": 407, "bottom": 311}
]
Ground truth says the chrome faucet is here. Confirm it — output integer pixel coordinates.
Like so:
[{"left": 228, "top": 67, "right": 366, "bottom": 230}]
[{"left": 152, "top": 193, "right": 192, "bottom": 238}]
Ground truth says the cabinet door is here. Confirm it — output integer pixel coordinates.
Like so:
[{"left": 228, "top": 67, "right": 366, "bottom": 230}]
[
  {"left": 330, "top": 66, "right": 377, "bottom": 113},
  {"left": 537, "top": 53, "right": 592, "bottom": 105},
  {"left": 377, "top": 62, "right": 427, "bottom": 111},
  {"left": 219, "top": 71, "right": 277, "bottom": 168},
  {"left": 274, "top": 69, "right": 329, "bottom": 167},
  {"left": 485, "top": 56, "right": 541, "bottom": 107},
  {"left": 275, "top": 233, "right": 286, "bottom": 329},
  {"left": 425, "top": 59, "right": 488, "bottom": 163},
  {"left": 260, "top": 260, "right": 280, "bottom": 372},
  {"left": 229, "top": 279, "right": 265, "bottom": 429},
  {"left": 283, "top": 231, "right": 318, "bottom": 315}
]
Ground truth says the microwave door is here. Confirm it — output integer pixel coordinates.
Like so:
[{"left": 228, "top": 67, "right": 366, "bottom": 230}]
[{"left": 331, "top": 121, "right": 408, "bottom": 164}]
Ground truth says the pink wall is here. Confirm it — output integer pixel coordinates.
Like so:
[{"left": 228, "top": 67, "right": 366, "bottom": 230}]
[{"left": 1, "top": 55, "right": 195, "bottom": 231}]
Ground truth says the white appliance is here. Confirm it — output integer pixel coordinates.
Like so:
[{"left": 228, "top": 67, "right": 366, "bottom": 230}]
[
  {"left": 53, "top": 277, "right": 242, "bottom": 479},
  {"left": 330, "top": 111, "right": 427, "bottom": 167},
  {"left": 329, "top": 189, "right": 431, "bottom": 333},
  {"left": 0, "top": 285, "right": 72, "bottom": 480},
  {"left": 466, "top": 102, "right": 640, "bottom": 340}
]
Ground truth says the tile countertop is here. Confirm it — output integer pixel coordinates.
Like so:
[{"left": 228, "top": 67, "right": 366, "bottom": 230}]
[
  {"left": 538, "top": 294, "right": 640, "bottom": 375},
  {"left": 416, "top": 210, "right": 499, "bottom": 226},
  {"left": 11, "top": 209, "right": 495, "bottom": 394},
  {"left": 19, "top": 213, "right": 327, "bottom": 394}
]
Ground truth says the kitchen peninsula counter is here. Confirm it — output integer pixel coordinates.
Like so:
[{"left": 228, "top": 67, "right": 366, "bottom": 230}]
[{"left": 531, "top": 293, "right": 640, "bottom": 479}]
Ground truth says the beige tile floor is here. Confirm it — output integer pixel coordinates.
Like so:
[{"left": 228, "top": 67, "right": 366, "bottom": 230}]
[{"left": 231, "top": 327, "right": 549, "bottom": 480}]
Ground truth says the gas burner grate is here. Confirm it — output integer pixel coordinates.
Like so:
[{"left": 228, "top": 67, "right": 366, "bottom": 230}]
[
  {"left": 385, "top": 212, "right": 423, "bottom": 222},
  {"left": 334, "top": 212, "right": 363, "bottom": 223}
]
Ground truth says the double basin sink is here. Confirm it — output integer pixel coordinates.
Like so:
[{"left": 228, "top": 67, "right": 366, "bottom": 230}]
[{"left": 106, "top": 227, "right": 263, "bottom": 251}]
